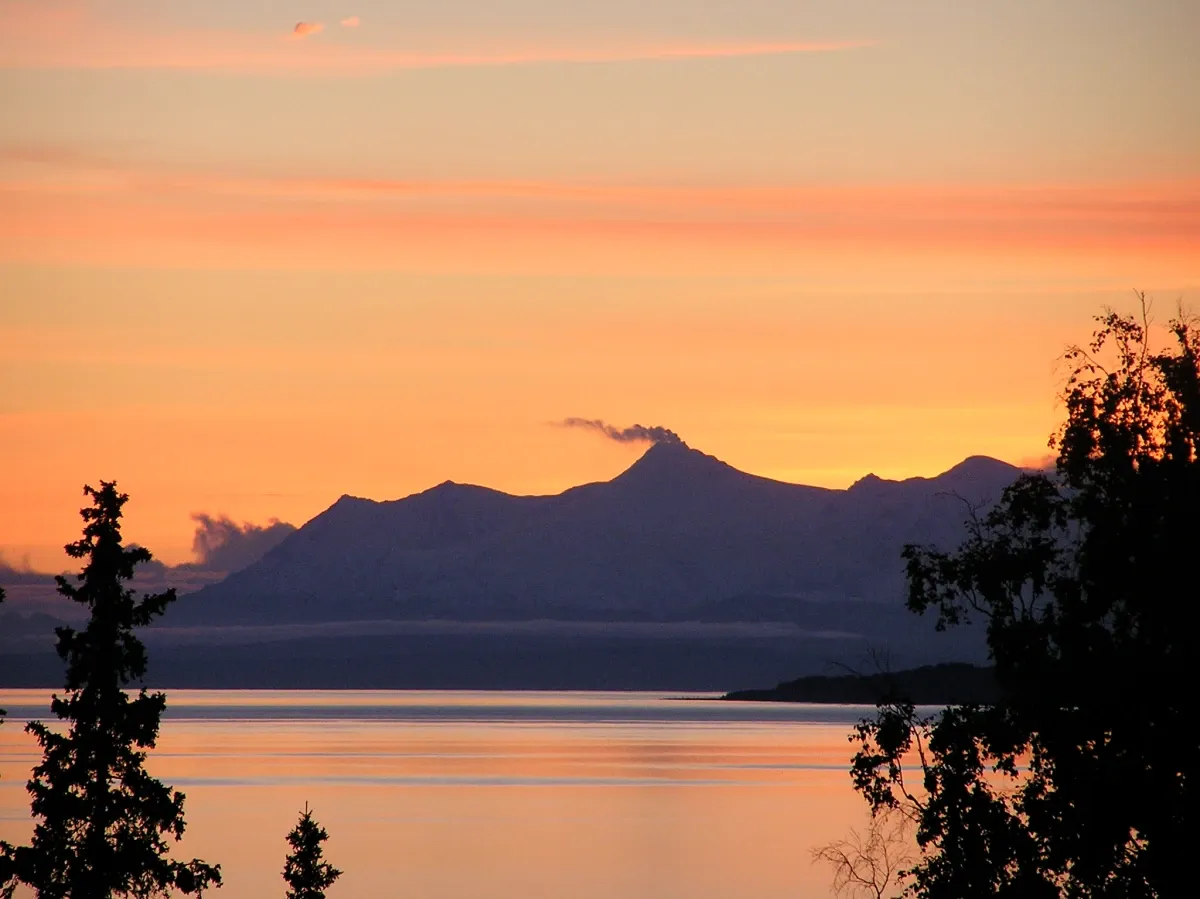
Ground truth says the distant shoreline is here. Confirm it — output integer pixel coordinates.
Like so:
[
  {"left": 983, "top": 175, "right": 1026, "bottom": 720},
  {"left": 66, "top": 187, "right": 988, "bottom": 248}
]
[{"left": 720, "top": 662, "right": 998, "bottom": 705}]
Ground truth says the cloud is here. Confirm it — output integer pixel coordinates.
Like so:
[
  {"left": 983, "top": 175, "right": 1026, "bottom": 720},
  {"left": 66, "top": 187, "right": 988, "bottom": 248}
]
[
  {"left": 0, "top": 551, "right": 52, "bottom": 585},
  {"left": 190, "top": 514, "right": 297, "bottom": 573},
  {"left": 1016, "top": 452, "right": 1057, "bottom": 472},
  {"left": 7, "top": 173, "right": 1197, "bottom": 283},
  {"left": 0, "top": 3, "right": 876, "bottom": 73},
  {"left": 0, "top": 517, "right": 295, "bottom": 606},
  {"left": 559, "top": 418, "right": 683, "bottom": 445},
  {"left": 9, "top": 142, "right": 1194, "bottom": 282},
  {"left": 292, "top": 21, "right": 324, "bottom": 38}
]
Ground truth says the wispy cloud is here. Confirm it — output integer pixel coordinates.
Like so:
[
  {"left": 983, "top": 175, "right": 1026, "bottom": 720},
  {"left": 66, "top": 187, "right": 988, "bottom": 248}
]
[
  {"left": 0, "top": 3, "right": 876, "bottom": 73},
  {"left": 6, "top": 145, "right": 1197, "bottom": 229},
  {"left": 292, "top": 21, "right": 324, "bottom": 39},
  {"left": 330, "top": 39, "right": 876, "bottom": 71},
  {"left": 4, "top": 143, "right": 1196, "bottom": 282}
]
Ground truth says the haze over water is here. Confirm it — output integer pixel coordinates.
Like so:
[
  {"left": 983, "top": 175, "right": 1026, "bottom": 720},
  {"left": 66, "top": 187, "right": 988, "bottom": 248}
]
[{"left": 0, "top": 690, "right": 870, "bottom": 898}]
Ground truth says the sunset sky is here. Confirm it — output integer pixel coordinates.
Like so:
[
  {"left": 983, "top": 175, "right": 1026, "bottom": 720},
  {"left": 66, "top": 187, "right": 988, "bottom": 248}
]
[{"left": 2, "top": 0, "right": 1197, "bottom": 570}]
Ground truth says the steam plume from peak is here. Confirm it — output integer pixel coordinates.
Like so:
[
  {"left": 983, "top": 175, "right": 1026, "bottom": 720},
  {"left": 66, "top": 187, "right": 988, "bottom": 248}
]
[{"left": 559, "top": 418, "right": 683, "bottom": 446}]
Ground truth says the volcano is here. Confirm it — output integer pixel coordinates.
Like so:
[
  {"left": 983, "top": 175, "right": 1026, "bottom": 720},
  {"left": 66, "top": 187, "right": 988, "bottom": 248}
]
[{"left": 170, "top": 442, "right": 1022, "bottom": 628}]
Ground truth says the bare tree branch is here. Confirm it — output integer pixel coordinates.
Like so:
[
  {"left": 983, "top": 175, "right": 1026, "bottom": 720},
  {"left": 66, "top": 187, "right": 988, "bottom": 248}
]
[{"left": 812, "top": 810, "right": 915, "bottom": 899}]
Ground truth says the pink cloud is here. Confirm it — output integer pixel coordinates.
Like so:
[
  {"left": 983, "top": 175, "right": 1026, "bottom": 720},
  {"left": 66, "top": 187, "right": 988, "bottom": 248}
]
[
  {"left": 292, "top": 21, "right": 324, "bottom": 39},
  {"left": 0, "top": 4, "right": 876, "bottom": 73}
]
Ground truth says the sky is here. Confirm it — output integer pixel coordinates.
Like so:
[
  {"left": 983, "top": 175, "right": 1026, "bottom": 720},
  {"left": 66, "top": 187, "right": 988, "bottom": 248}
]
[{"left": 1, "top": 0, "right": 1198, "bottom": 570}]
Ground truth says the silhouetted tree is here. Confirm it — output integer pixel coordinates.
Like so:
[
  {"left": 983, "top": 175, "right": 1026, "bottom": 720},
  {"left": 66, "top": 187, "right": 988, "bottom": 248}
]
[
  {"left": 0, "top": 585, "right": 9, "bottom": 899},
  {"left": 0, "top": 483, "right": 221, "bottom": 898},
  {"left": 283, "top": 804, "right": 342, "bottom": 899},
  {"left": 850, "top": 298, "right": 1199, "bottom": 897},
  {"left": 0, "top": 586, "right": 5, "bottom": 728}
]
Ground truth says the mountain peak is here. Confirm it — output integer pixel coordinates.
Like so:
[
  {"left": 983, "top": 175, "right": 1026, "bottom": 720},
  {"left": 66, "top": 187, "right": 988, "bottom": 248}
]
[
  {"left": 632, "top": 438, "right": 709, "bottom": 464},
  {"left": 413, "top": 480, "right": 516, "bottom": 504},
  {"left": 937, "top": 455, "right": 1022, "bottom": 481},
  {"left": 848, "top": 472, "right": 885, "bottom": 491},
  {"left": 612, "top": 440, "right": 744, "bottom": 490},
  {"left": 636, "top": 437, "right": 694, "bottom": 459},
  {"left": 848, "top": 456, "right": 1022, "bottom": 496}
]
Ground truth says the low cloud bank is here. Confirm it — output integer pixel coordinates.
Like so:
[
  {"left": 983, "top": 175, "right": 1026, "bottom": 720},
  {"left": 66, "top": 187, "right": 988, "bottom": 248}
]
[{"left": 190, "top": 514, "right": 297, "bottom": 573}]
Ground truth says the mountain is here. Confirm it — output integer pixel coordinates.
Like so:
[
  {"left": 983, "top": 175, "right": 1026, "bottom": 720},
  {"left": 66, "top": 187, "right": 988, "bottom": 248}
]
[
  {"left": 0, "top": 445, "right": 1024, "bottom": 688},
  {"left": 170, "top": 443, "right": 1022, "bottom": 629}
]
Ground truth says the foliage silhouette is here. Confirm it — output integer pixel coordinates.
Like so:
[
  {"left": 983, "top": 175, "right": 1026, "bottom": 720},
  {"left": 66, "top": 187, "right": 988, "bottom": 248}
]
[
  {"left": 283, "top": 804, "right": 342, "bottom": 899},
  {"left": 0, "top": 484, "right": 221, "bottom": 898},
  {"left": 850, "top": 297, "right": 1199, "bottom": 897}
]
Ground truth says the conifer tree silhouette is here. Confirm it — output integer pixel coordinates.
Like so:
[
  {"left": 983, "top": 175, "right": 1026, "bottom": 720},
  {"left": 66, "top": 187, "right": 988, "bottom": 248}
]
[
  {"left": 0, "top": 484, "right": 220, "bottom": 898},
  {"left": 283, "top": 804, "right": 342, "bottom": 899},
  {"left": 0, "top": 585, "right": 9, "bottom": 898},
  {"left": 0, "top": 588, "right": 5, "bottom": 732}
]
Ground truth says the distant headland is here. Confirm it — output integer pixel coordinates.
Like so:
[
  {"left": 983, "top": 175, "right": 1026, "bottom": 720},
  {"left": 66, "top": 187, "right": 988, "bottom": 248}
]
[{"left": 722, "top": 663, "right": 998, "bottom": 705}]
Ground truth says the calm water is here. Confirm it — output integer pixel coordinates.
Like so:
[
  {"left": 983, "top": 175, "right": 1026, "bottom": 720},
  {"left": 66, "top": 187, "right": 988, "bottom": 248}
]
[{"left": 0, "top": 691, "right": 874, "bottom": 898}]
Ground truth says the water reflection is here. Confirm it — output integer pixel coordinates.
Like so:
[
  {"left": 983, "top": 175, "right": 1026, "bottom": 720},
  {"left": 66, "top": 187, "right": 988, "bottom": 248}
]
[{"left": 0, "top": 691, "right": 868, "bottom": 898}]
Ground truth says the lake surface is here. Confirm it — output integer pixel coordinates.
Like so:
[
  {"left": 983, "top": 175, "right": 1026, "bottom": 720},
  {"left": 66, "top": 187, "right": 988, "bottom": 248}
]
[{"left": 0, "top": 690, "right": 875, "bottom": 898}]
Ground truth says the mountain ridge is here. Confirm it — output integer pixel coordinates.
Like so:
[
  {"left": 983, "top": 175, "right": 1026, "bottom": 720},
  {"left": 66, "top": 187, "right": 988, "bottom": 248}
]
[
  {"left": 320, "top": 444, "right": 1012, "bottom": 506},
  {"left": 169, "top": 445, "right": 1023, "bottom": 631}
]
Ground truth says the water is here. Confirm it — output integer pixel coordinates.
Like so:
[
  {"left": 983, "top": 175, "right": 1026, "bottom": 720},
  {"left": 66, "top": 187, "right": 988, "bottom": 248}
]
[{"left": 0, "top": 690, "right": 875, "bottom": 898}]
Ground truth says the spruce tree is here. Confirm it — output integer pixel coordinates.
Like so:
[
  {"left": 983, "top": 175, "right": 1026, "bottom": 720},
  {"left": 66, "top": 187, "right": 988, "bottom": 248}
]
[
  {"left": 1, "top": 483, "right": 221, "bottom": 898},
  {"left": 0, "top": 585, "right": 9, "bottom": 899},
  {"left": 0, "top": 585, "right": 5, "bottom": 733},
  {"left": 283, "top": 805, "right": 342, "bottom": 899}
]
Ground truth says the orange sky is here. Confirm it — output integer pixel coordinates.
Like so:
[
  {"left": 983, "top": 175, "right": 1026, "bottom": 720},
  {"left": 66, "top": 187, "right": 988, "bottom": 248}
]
[{"left": 2, "top": 0, "right": 1198, "bottom": 569}]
